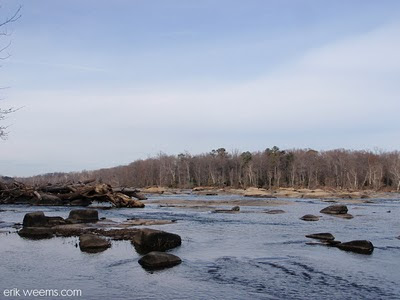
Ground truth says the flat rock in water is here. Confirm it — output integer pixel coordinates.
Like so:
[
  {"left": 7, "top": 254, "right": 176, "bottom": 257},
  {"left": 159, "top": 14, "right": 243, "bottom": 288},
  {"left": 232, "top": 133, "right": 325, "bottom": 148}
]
[
  {"left": 320, "top": 205, "right": 348, "bottom": 215},
  {"left": 18, "top": 227, "right": 54, "bottom": 239},
  {"left": 300, "top": 214, "right": 320, "bottom": 221},
  {"left": 337, "top": 240, "right": 374, "bottom": 255},
  {"left": 138, "top": 251, "right": 182, "bottom": 270},
  {"left": 119, "top": 219, "right": 176, "bottom": 227},
  {"left": 332, "top": 213, "right": 354, "bottom": 219},
  {"left": 79, "top": 234, "right": 111, "bottom": 253},
  {"left": 265, "top": 210, "right": 286, "bottom": 214},
  {"left": 213, "top": 206, "right": 240, "bottom": 213},
  {"left": 306, "top": 233, "right": 335, "bottom": 241}
]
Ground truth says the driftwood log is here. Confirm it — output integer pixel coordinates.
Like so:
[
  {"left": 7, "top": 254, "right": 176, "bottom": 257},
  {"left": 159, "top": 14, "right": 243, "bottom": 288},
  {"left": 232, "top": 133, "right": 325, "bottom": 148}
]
[{"left": 0, "top": 180, "right": 145, "bottom": 208}]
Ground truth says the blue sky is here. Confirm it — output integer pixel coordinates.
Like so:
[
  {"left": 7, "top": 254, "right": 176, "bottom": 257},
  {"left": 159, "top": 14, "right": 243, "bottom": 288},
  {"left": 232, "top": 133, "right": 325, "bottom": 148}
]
[{"left": 0, "top": 0, "right": 400, "bottom": 176}]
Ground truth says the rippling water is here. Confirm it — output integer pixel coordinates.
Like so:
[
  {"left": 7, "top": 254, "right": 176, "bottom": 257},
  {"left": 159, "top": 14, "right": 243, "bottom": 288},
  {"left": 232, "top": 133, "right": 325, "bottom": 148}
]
[{"left": 0, "top": 195, "right": 399, "bottom": 299}]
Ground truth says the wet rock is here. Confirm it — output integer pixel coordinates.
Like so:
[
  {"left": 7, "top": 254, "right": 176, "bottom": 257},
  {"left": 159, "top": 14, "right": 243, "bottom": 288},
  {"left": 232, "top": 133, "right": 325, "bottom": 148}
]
[
  {"left": 53, "top": 224, "right": 90, "bottom": 237},
  {"left": 45, "top": 216, "right": 67, "bottom": 227},
  {"left": 320, "top": 205, "right": 348, "bottom": 215},
  {"left": 18, "top": 227, "right": 54, "bottom": 239},
  {"left": 23, "top": 212, "right": 47, "bottom": 227},
  {"left": 138, "top": 251, "right": 182, "bottom": 270},
  {"left": 94, "top": 228, "right": 140, "bottom": 241},
  {"left": 119, "top": 219, "right": 177, "bottom": 227},
  {"left": 213, "top": 206, "right": 240, "bottom": 213},
  {"left": 337, "top": 240, "right": 374, "bottom": 255},
  {"left": 264, "top": 209, "right": 285, "bottom": 214},
  {"left": 67, "top": 209, "right": 99, "bottom": 223},
  {"left": 132, "top": 228, "right": 181, "bottom": 254},
  {"left": 306, "top": 233, "right": 335, "bottom": 241},
  {"left": 333, "top": 213, "right": 354, "bottom": 219},
  {"left": 300, "top": 214, "right": 320, "bottom": 221},
  {"left": 79, "top": 234, "right": 111, "bottom": 253}
]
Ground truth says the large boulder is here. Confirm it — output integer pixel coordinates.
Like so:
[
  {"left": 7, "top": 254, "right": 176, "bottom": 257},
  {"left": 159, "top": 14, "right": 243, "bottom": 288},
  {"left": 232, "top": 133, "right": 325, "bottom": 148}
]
[
  {"left": 337, "top": 240, "right": 374, "bottom": 255},
  {"left": 18, "top": 227, "right": 54, "bottom": 239},
  {"left": 67, "top": 209, "right": 99, "bottom": 223},
  {"left": 300, "top": 214, "right": 320, "bottom": 221},
  {"left": 79, "top": 234, "right": 111, "bottom": 253},
  {"left": 320, "top": 205, "right": 348, "bottom": 215},
  {"left": 138, "top": 251, "right": 182, "bottom": 270},
  {"left": 23, "top": 212, "right": 47, "bottom": 227},
  {"left": 132, "top": 228, "right": 181, "bottom": 254}
]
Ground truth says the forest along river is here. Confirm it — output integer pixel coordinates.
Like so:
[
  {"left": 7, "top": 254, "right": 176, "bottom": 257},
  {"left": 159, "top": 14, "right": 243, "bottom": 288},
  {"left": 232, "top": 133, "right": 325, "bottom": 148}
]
[{"left": 0, "top": 194, "right": 399, "bottom": 300}]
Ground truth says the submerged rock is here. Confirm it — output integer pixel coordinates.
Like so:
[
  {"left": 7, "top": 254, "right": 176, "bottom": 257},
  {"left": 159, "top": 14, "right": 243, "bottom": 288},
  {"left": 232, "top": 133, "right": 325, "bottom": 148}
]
[
  {"left": 138, "top": 251, "right": 182, "bottom": 270},
  {"left": 337, "top": 240, "right": 374, "bottom": 255},
  {"left": 300, "top": 214, "right": 320, "bottom": 221},
  {"left": 213, "top": 206, "right": 240, "bottom": 213},
  {"left": 67, "top": 209, "right": 99, "bottom": 223},
  {"left": 132, "top": 228, "right": 181, "bottom": 254},
  {"left": 264, "top": 210, "right": 285, "bottom": 214},
  {"left": 79, "top": 234, "right": 111, "bottom": 253},
  {"left": 18, "top": 227, "right": 54, "bottom": 239},
  {"left": 333, "top": 213, "right": 354, "bottom": 219},
  {"left": 320, "top": 205, "right": 348, "bottom": 215}
]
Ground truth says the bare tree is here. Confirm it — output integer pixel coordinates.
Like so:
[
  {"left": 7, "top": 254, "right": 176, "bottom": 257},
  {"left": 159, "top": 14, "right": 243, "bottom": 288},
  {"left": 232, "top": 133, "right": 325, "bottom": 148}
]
[{"left": 0, "top": 5, "right": 22, "bottom": 139}]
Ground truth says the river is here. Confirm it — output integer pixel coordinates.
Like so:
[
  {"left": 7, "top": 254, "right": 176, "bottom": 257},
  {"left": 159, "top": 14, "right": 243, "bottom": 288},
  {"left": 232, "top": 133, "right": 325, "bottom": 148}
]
[{"left": 0, "top": 194, "right": 399, "bottom": 299}]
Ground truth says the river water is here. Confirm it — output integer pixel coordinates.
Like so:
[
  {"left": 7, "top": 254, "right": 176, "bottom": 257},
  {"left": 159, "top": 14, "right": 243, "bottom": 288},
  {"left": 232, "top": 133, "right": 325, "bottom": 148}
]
[{"left": 0, "top": 194, "right": 399, "bottom": 299}]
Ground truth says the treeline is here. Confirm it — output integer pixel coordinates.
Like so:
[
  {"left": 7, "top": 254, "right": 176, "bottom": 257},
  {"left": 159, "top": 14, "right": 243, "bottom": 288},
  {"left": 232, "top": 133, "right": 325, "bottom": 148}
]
[{"left": 18, "top": 147, "right": 400, "bottom": 191}]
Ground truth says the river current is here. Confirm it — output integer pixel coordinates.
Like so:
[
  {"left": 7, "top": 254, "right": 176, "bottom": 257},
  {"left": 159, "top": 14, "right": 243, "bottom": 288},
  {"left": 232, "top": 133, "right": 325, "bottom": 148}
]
[{"left": 0, "top": 194, "right": 399, "bottom": 299}]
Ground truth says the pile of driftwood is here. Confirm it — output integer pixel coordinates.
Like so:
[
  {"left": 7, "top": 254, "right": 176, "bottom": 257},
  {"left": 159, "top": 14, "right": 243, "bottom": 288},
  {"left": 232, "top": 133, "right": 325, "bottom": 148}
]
[{"left": 0, "top": 179, "right": 147, "bottom": 208}]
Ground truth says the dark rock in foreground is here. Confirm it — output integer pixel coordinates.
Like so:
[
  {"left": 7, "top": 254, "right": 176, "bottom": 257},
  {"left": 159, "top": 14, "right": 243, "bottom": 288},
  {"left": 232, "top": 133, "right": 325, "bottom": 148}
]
[
  {"left": 337, "top": 240, "right": 374, "bottom": 255},
  {"left": 132, "top": 228, "right": 181, "bottom": 254},
  {"left": 300, "top": 214, "right": 320, "bottom": 221},
  {"left": 18, "top": 227, "right": 54, "bottom": 239},
  {"left": 320, "top": 205, "right": 348, "bottom": 215},
  {"left": 79, "top": 234, "right": 111, "bottom": 253},
  {"left": 67, "top": 209, "right": 99, "bottom": 223},
  {"left": 138, "top": 251, "right": 182, "bottom": 270},
  {"left": 306, "top": 233, "right": 335, "bottom": 241}
]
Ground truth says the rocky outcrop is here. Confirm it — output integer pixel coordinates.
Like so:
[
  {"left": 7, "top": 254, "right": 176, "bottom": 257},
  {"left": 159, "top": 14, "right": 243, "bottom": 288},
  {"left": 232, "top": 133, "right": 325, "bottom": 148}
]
[
  {"left": 337, "top": 240, "right": 374, "bottom": 255},
  {"left": 67, "top": 209, "right": 99, "bottom": 223},
  {"left": 138, "top": 251, "right": 182, "bottom": 270},
  {"left": 0, "top": 180, "right": 145, "bottom": 208},
  {"left": 132, "top": 228, "right": 181, "bottom": 254},
  {"left": 300, "top": 214, "right": 320, "bottom": 221},
  {"left": 320, "top": 205, "right": 348, "bottom": 215},
  {"left": 79, "top": 234, "right": 111, "bottom": 253}
]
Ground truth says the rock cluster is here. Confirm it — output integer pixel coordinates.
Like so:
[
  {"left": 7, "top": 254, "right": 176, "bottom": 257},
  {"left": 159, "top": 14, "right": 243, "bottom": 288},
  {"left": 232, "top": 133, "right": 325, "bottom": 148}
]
[{"left": 17, "top": 209, "right": 183, "bottom": 269}]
